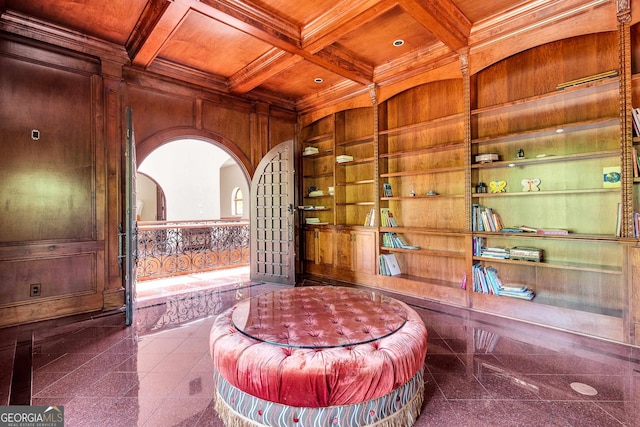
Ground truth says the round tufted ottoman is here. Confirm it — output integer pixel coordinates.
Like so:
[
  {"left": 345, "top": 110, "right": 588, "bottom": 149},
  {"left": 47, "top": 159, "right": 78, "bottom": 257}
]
[{"left": 209, "top": 286, "right": 428, "bottom": 427}]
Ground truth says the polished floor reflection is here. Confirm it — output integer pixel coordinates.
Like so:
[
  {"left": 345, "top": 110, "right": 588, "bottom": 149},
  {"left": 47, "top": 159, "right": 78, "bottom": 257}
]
[{"left": 1, "top": 278, "right": 639, "bottom": 426}]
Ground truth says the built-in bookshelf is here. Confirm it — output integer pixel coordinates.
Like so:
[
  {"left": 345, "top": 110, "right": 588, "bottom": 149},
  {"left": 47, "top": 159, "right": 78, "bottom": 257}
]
[
  {"left": 469, "top": 32, "right": 625, "bottom": 339},
  {"left": 301, "top": 115, "right": 335, "bottom": 225},
  {"left": 334, "top": 108, "right": 376, "bottom": 226},
  {"left": 300, "top": 29, "right": 640, "bottom": 344},
  {"left": 376, "top": 80, "right": 467, "bottom": 301}
]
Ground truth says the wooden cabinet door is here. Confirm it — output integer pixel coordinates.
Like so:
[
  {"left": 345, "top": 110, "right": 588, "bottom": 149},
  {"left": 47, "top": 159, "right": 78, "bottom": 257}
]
[
  {"left": 352, "top": 230, "right": 376, "bottom": 274},
  {"left": 316, "top": 228, "right": 334, "bottom": 265},
  {"left": 334, "top": 230, "right": 353, "bottom": 270}
]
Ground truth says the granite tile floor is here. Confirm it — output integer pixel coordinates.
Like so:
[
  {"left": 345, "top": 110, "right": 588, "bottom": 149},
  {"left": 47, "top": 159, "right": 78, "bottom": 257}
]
[{"left": 1, "top": 275, "right": 639, "bottom": 426}]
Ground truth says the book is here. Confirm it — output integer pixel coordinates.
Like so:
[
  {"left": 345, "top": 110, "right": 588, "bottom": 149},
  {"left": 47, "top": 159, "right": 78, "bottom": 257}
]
[
  {"left": 383, "top": 182, "right": 393, "bottom": 197},
  {"left": 519, "top": 225, "right": 569, "bottom": 235},
  {"left": 380, "top": 254, "right": 401, "bottom": 276},
  {"left": 615, "top": 202, "right": 622, "bottom": 238},
  {"left": 364, "top": 208, "right": 375, "bottom": 227},
  {"left": 380, "top": 208, "right": 398, "bottom": 227}
]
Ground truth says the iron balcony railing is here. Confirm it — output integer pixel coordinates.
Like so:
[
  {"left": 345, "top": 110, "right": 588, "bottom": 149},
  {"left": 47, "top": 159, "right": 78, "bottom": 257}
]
[{"left": 136, "top": 219, "right": 249, "bottom": 280}]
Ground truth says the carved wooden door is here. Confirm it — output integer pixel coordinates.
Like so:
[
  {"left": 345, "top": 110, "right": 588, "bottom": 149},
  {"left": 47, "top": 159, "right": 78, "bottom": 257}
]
[{"left": 250, "top": 140, "right": 296, "bottom": 285}]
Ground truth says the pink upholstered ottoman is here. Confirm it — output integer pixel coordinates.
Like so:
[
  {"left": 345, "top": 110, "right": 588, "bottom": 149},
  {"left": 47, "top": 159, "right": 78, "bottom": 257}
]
[{"left": 209, "top": 286, "right": 428, "bottom": 426}]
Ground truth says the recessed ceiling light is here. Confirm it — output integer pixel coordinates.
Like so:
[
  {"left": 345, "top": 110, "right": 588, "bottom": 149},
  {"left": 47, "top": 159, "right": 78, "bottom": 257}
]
[
  {"left": 314, "top": 77, "right": 323, "bottom": 83},
  {"left": 393, "top": 39, "right": 404, "bottom": 47}
]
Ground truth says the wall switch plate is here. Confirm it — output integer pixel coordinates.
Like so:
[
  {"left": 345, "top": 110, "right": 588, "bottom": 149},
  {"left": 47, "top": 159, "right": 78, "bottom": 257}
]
[{"left": 30, "top": 283, "right": 41, "bottom": 297}]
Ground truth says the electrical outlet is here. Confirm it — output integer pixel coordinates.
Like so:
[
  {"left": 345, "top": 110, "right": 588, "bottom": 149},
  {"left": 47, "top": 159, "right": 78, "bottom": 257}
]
[{"left": 30, "top": 283, "right": 41, "bottom": 297}]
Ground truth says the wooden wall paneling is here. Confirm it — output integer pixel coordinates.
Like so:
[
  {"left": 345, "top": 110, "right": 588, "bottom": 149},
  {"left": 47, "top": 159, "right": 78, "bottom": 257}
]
[{"left": 0, "top": 36, "right": 106, "bottom": 324}]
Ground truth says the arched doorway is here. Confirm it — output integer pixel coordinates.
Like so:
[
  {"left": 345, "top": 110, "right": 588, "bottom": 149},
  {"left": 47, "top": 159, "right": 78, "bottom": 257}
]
[{"left": 134, "top": 137, "right": 251, "bottom": 304}]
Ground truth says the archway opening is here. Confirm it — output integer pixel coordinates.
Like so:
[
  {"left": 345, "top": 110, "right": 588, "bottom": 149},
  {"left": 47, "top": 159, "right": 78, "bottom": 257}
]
[{"left": 135, "top": 138, "right": 250, "bottom": 303}]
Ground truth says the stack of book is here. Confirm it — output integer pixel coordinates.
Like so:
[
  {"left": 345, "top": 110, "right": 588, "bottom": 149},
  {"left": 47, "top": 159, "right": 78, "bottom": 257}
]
[
  {"left": 380, "top": 208, "right": 398, "bottom": 227},
  {"left": 382, "top": 232, "right": 420, "bottom": 249},
  {"left": 472, "top": 204, "right": 504, "bottom": 232},
  {"left": 303, "top": 146, "right": 319, "bottom": 156},
  {"left": 379, "top": 253, "right": 401, "bottom": 276},
  {"left": 472, "top": 264, "right": 535, "bottom": 300},
  {"left": 308, "top": 189, "right": 325, "bottom": 197},
  {"left": 305, "top": 217, "right": 320, "bottom": 224},
  {"left": 336, "top": 154, "right": 354, "bottom": 163},
  {"left": 480, "top": 247, "right": 510, "bottom": 259},
  {"left": 363, "top": 208, "right": 375, "bottom": 226}
]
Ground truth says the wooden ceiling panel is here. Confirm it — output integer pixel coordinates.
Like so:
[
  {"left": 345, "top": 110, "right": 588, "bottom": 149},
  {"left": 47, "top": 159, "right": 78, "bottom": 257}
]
[
  {"left": 158, "top": 11, "right": 273, "bottom": 78},
  {"left": 5, "top": 0, "right": 147, "bottom": 45},
  {"left": 451, "top": 0, "right": 524, "bottom": 23},
  {"left": 331, "top": 6, "right": 440, "bottom": 68},
  {"left": 247, "top": 0, "right": 334, "bottom": 27},
  {"left": 258, "top": 60, "right": 348, "bottom": 99}
]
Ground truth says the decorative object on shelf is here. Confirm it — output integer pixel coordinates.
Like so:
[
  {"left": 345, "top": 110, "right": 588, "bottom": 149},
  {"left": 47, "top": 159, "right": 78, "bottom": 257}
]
[
  {"left": 475, "top": 153, "right": 499, "bottom": 163},
  {"left": 409, "top": 183, "right": 415, "bottom": 197},
  {"left": 602, "top": 166, "right": 621, "bottom": 188},
  {"left": 426, "top": 189, "right": 438, "bottom": 196},
  {"left": 521, "top": 178, "right": 541, "bottom": 192},
  {"left": 328, "top": 186, "right": 334, "bottom": 195},
  {"left": 476, "top": 182, "right": 487, "bottom": 193},
  {"left": 516, "top": 148, "right": 525, "bottom": 159},
  {"left": 489, "top": 180, "right": 507, "bottom": 193},
  {"left": 383, "top": 183, "right": 393, "bottom": 197}
]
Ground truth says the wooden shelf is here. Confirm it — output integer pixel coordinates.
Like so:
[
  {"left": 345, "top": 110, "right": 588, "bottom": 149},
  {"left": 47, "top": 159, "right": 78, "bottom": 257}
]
[
  {"left": 302, "top": 149, "right": 333, "bottom": 158},
  {"left": 472, "top": 150, "right": 619, "bottom": 169},
  {"left": 380, "top": 141, "right": 464, "bottom": 158},
  {"left": 382, "top": 246, "right": 465, "bottom": 258},
  {"left": 380, "top": 227, "right": 468, "bottom": 235},
  {"left": 336, "top": 179, "right": 374, "bottom": 186},
  {"left": 472, "top": 231, "right": 618, "bottom": 242},
  {"left": 472, "top": 188, "right": 620, "bottom": 197},
  {"left": 381, "top": 166, "right": 465, "bottom": 177},
  {"left": 303, "top": 172, "right": 333, "bottom": 179},
  {"left": 379, "top": 112, "right": 464, "bottom": 136},
  {"left": 335, "top": 201, "right": 374, "bottom": 206},
  {"left": 303, "top": 133, "right": 333, "bottom": 144},
  {"left": 471, "top": 77, "right": 618, "bottom": 116},
  {"left": 472, "top": 117, "right": 618, "bottom": 146},
  {"left": 473, "top": 256, "right": 621, "bottom": 274},
  {"left": 382, "top": 194, "right": 464, "bottom": 200},
  {"left": 336, "top": 135, "right": 374, "bottom": 147}
]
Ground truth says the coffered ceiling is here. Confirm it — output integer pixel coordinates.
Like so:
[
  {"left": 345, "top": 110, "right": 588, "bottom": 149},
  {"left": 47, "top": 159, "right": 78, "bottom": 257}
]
[{"left": 1, "top": 0, "right": 616, "bottom": 111}]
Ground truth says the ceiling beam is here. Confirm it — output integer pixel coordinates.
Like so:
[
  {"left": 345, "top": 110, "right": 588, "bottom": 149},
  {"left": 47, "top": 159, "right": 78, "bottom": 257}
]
[
  {"left": 127, "top": 0, "right": 191, "bottom": 67},
  {"left": 228, "top": 48, "right": 303, "bottom": 93},
  {"left": 398, "top": 0, "right": 470, "bottom": 51},
  {"left": 301, "top": 0, "right": 397, "bottom": 53}
]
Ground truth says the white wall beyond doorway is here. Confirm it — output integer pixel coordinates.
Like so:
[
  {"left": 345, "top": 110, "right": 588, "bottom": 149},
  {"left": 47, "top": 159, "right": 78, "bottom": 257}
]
[{"left": 137, "top": 139, "right": 249, "bottom": 220}]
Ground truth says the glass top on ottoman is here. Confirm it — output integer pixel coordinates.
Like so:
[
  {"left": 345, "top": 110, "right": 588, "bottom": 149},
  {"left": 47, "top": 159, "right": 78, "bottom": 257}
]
[{"left": 231, "top": 286, "right": 408, "bottom": 349}]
